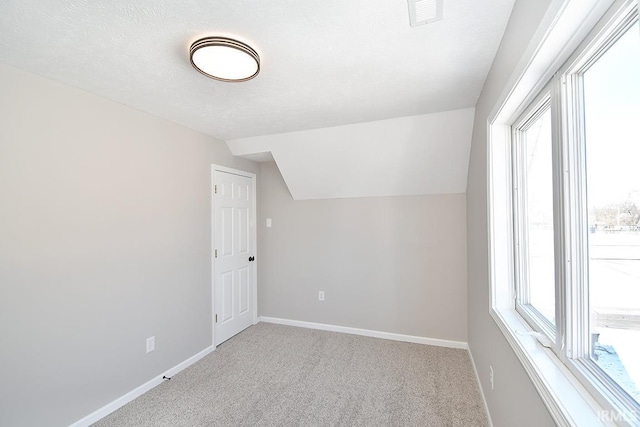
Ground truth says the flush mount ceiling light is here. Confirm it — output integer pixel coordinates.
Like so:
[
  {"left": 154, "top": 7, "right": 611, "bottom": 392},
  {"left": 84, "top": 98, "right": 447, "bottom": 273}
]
[{"left": 189, "top": 37, "right": 260, "bottom": 82}]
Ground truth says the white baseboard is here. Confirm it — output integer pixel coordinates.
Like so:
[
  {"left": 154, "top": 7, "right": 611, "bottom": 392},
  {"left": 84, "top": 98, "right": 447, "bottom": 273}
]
[
  {"left": 467, "top": 345, "right": 494, "bottom": 427},
  {"left": 259, "top": 316, "right": 468, "bottom": 349},
  {"left": 70, "top": 345, "right": 214, "bottom": 427}
]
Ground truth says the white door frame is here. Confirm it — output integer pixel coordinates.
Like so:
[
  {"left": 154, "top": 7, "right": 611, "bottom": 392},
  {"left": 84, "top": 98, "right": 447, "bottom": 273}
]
[{"left": 211, "top": 164, "right": 258, "bottom": 348}]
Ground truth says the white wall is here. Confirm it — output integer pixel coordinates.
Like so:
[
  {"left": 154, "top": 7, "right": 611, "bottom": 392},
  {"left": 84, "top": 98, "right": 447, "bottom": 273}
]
[
  {"left": 0, "top": 64, "right": 257, "bottom": 427},
  {"left": 258, "top": 162, "right": 468, "bottom": 342},
  {"left": 466, "top": 0, "right": 557, "bottom": 426},
  {"left": 227, "top": 108, "right": 474, "bottom": 200}
]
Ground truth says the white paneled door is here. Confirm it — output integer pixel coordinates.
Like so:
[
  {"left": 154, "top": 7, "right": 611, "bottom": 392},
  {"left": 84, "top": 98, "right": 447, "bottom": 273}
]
[{"left": 213, "top": 169, "right": 255, "bottom": 345}]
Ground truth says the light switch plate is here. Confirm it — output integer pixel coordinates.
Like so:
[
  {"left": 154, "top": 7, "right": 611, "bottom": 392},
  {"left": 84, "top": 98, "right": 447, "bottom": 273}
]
[{"left": 146, "top": 336, "right": 155, "bottom": 353}]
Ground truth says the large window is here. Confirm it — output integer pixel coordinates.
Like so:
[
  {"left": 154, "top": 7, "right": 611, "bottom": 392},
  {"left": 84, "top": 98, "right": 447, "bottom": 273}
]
[
  {"left": 490, "top": 0, "right": 639, "bottom": 424},
  {"left": 583, "top": 21, "right": 640, "bottom": 404}
]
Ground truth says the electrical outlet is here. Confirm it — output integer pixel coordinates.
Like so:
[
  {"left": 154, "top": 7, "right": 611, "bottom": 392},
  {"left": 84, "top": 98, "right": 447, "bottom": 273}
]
[
  {"left": 266, "top": 218, "right": 272, "bottom": 228},
  {"left": 318, "top": 291, "right": 325, "bottom": 301},
  {"left": 489, "top": 365, "right": 494, "bottom": 390},
  {"left": 146, "top": 336, "right": 155, "bottom": 353}
]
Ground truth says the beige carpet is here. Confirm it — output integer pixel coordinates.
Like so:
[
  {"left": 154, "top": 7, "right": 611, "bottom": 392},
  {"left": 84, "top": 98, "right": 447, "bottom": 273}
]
[{"left": 94, "top": 323, "right": 489, "bottom": 426}]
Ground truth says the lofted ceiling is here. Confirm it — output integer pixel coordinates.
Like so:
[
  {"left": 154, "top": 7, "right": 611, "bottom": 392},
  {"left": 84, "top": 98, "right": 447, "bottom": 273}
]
[
  {"left": 0, "top": 0, "right": 515, "bottom": 199},
  {"left": 228, "top": 108, "right": 475, "bottom": 199}
]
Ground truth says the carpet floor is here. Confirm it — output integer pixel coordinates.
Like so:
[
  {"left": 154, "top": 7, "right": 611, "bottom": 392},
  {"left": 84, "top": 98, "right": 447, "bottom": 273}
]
[{"left": 94, "top": 323, "right": 489, "bottom": 426}]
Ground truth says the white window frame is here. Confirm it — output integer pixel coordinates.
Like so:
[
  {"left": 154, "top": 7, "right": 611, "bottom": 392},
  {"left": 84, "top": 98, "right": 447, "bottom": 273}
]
[
  {"left": 487, "top": 0, "right": 639, "bottom": 425},
  {"left": 558, "top": 4, "right": 640, "bottom": 420},
  {"left": 511, "top": 91, "right": 557, "bottom": 342}
]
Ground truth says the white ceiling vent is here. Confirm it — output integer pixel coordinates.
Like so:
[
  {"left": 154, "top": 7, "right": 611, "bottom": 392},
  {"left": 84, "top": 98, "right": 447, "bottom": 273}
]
[{"left": 408, "top": 0, "right": 443, "bottom": 27}]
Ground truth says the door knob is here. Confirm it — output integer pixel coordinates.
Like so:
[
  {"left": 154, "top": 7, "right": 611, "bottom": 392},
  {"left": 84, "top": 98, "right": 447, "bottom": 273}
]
[{"left": 249, "top": 256, "right": 255, "bottom": 262}]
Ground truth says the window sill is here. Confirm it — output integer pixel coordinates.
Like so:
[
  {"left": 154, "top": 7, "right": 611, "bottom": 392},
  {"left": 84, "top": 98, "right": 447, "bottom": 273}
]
[{"left": 491, "top": 307, "right": 612, "bottom": 426}]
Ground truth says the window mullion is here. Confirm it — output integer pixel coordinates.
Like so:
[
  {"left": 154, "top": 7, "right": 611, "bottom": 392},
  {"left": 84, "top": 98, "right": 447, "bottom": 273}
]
[
  {"left": 562, "top": 69, "right": 591, "bottom": 361},
  {"left": 512, "top": 129, "right": 530, "bottom": 307},
  {"left": 551, "top": 72, "right": 567, "bottom": 358}
]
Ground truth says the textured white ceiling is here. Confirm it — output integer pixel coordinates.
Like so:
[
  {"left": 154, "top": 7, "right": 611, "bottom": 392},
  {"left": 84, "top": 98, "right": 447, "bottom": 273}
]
[{"left": 0, "top": 0, "right": 514, "bottom": 141}]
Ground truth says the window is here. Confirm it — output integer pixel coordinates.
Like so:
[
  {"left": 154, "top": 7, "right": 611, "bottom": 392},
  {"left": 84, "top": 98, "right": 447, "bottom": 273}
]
[
  {"left": 489, "top": 0, "right": 640, "bottom": 424},
  {"left": 582, "top": 22, "right": 640, "bottom": 405},
  {"left": 513, "top": 96, "right": 557, "bottom": 333}
]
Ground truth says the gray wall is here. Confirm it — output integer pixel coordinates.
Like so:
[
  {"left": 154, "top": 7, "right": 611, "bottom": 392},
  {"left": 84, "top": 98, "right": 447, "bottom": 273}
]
[
  {"left": 0, "top": 64, "right": 257, "bottom": 427},
  {"left": 258, "top": 162, "right": 468, "bottom": 342},
  {"left": 466, "top": 0, "right": 556, "bottom": 426}
]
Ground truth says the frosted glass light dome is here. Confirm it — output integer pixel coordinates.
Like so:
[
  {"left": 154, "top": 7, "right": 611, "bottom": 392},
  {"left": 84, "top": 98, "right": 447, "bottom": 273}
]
[{"left": 189, "top": 37, "right": 260, "bottom": 82}]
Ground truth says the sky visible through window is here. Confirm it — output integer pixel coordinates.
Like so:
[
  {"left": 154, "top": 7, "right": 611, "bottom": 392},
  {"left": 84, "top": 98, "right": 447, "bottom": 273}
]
[
  {"left": 584, "top": 21, "right": 640, "bottom": 404},
  {"left": 524, "top": 108, "right": 555, "bottom": 324}
]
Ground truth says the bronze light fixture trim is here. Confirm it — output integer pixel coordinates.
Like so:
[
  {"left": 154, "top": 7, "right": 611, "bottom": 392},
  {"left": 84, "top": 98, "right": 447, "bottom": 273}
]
[{"left": 189, "top": 37, "right": 260, "bottom": 82}]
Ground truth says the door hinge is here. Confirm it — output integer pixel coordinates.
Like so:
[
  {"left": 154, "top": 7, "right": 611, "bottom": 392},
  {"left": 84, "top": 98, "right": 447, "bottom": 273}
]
[
  {"left": 215, "top": 314, "right": 218, "bottom": 323},
  {"left": 214, "top": 185, "right": 217, "bottom": 194},
  {"left": 214, "top": 249, "right": 218, "bottom": 258}
]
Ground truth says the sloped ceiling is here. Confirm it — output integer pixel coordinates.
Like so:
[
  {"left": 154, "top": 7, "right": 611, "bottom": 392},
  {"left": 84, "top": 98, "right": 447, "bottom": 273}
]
[
  {"left": 0, "top": 0, "right": 514, "bottom": 199},
  {"left": 228, "top": 108, "right": 475, "bottom": 199}
]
